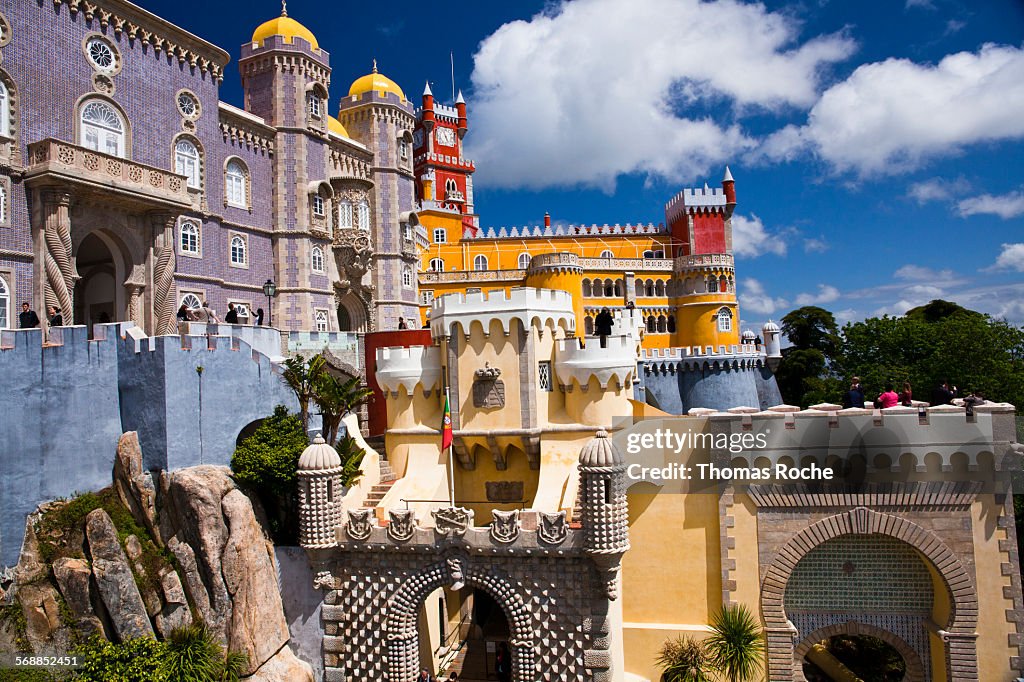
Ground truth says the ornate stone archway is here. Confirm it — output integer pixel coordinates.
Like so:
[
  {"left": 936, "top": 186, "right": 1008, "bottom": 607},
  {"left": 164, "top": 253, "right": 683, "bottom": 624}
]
[
  {"left": 384, "top": 554, "right": 535, "bottom": 681},
  {"left": 760, "top": 507, "right": 979, "bottom": 681},
  {"left": 794, "top": 622, "right": 926, "bottom": 682}
]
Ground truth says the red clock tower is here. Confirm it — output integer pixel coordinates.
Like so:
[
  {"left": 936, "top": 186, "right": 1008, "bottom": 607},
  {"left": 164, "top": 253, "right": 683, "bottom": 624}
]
[{"left": 414, "top": 83, "right": 477, "bottom": 230}]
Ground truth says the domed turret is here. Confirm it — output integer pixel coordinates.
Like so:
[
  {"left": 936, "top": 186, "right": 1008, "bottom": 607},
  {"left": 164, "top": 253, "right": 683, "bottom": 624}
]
[
  {"left": 298, "top": 435, "right": 343, "bottom": 548},
  {"left": 762, "top": 319, "right": 782, "bottom": 370},
  {"left": 348, "top": 61, "right": 407, "bottom": 102},
  {"left": 578, "top": 431, "right": 629, "bottom": 599},
  {"left": 251, "top": 5, "right": 319, "bottom": 51},
  {"left": 741, "top": 329, "right": 756, "bottom": 344},
  {"left": 327, "top": 116, "right": 349, "bottom": 138}
]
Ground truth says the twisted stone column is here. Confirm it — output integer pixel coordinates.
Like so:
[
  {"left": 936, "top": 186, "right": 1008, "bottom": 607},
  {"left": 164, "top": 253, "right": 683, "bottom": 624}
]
[
  {"left": 41, "top": 189, "right": 75, "bottom": 318},
  {"left": 125, "top": 283, "right": 144, "bottom": 328},
  {"left": 150, "top": 212, "right": 178, "bottom": 335}
]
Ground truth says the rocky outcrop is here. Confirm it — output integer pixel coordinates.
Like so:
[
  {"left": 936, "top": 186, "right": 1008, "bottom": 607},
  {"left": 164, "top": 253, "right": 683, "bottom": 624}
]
[
  {"left": 113, "top": 432, "right": 160, "bottom": 546},
  {"left": 246, "top": 644, "right": 315, "bottom": 682},
  {"left": 221, "top": 489, "right": 291, "bottom": 675},
  {"left": 153, "top": 566, "right": 192, "bottom": 638},
  {"left": 85, "top": 509, "right": 154, "bottom": 641},
  {"left": 52, "top": 557, "right": 103, "bottom": 636}
]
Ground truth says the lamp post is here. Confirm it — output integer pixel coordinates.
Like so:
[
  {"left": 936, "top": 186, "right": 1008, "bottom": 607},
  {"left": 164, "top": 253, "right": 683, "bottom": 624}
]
[{"left": 262, "top": 279, "right": 277, "bottom": 327}]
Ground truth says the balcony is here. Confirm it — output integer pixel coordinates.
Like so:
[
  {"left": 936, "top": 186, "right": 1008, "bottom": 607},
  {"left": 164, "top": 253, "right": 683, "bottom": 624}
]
[
  {"left": 25, "top": 139, "right": 192, "bottom": 210},
  {"left": 419, "top": 269, "right": 526, "bottom": 284},
  {"left": 578, "top": 257, "right": 673, "bottom": 271}
]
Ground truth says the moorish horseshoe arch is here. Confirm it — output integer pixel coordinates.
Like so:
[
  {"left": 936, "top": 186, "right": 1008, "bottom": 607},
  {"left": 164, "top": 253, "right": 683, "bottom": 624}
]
[
  {"left": 794, "top": 622, "right": 926, "bottom": 682},
  {"left": 383, "top": 556, "right": 537, "bottom": 681},
  {"left": 760, "top": 507, "right": 979, "bottom": 681}
]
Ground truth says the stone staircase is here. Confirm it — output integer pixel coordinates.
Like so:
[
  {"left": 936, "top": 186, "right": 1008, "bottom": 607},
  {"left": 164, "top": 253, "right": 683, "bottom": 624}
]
[{"left": 363, "top": 460, "right": 397, "bottom": 509}]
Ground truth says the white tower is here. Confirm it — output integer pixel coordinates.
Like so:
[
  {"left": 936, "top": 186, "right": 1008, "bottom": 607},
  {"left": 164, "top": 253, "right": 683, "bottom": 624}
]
[{"left": 298, "top": 434, "right": 343, "bottom": 548}]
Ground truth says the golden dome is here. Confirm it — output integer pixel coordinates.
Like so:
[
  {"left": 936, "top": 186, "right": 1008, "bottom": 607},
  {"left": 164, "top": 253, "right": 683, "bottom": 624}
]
[
  {"left": 348, "top": 61, "right": 406, "bottom": 101},
  {"left": 327, "top": 115, "right": 349, "bottom": 138},
  {"left": 251, "top": 14, "right": 319, "bottom": 51}
]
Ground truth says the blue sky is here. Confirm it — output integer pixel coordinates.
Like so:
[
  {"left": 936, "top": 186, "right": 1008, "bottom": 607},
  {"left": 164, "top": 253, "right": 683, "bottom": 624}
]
[{"left": 153, "top": 0, "right": 1024, "bottom": 329}]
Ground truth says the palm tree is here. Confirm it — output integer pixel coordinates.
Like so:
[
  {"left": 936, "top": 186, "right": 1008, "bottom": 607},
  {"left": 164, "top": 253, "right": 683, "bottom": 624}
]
[
  {"left": 704, "top": 603, "right": 764, "bottom": 682},
  {"left": 656, "top": 635, "right": 713, "bottom": 682},
  {"left": 161, "top": 622, "right": 249, "bottom": 681},
  {"left": 335, "top": 435, "right": 367, "bottom": 487},
  {"left": 312, "top": 373, "right": 373, "bottom": 447},
  {"left": 280, "top": 354, "right": 326, "bottom": 433}
]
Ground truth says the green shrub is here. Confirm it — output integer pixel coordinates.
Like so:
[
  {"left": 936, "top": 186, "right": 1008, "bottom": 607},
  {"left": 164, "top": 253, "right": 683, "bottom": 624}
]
[
  {"left": 74, "top": 634, "right": 168, "bottom": 682},
  {"left": 657, "top": 635, "right": 712, "bottom": 682},
  {"left": 231, "top": 405, "right": 307, "bottom": 543},
  {"left": 0, "top": 602, "right": 31, "bottom": 653},
  {"left": 162, "top": 623, "right": 245, "bottom": 682}
]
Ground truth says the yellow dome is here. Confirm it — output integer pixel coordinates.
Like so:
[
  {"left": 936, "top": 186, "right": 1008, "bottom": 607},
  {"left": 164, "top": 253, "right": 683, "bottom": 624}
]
[
  {"left": 327, "top": 115, "right": 348, "bottom": 138},
  {"left": 251, "top": 15, "right": 319, "bottom": 51},
  {"left": 348, "top": 62, "right": 406, "bottom": 101}
]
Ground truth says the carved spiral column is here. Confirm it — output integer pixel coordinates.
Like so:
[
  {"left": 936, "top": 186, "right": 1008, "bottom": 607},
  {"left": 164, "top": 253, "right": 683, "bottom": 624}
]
[
  {"left": 41, "top": 189, "right": 75, "bottom": 317},
  {"left": 125, "top": 283, "right": 144, "bottom": 328},
  {"left": 150, "top": 212, "right": 178, "bottom": 335}
]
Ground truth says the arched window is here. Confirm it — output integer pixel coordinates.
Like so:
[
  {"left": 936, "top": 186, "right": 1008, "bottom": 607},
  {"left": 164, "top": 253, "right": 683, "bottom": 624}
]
[
  {"left": 615, "top": 279, "right": 623, "bottom": 297},
  {"left": 0, "top": 81, "right": 8, "bottom": 138},
  {"left": 315, "top": 309, "right": 329, "bottom": 332},
  {"left": 667, "top": 315, "right": 676, "bottom": 333},
  {"left": 584, "top": 316, "right": 594, "bottom": 335},
  {"left": 643, "top": 250, "right": 654, "bottom": 259},
  {"left": 518, "top": 253, "right": 531, "bottom": 270},
  {"left": 599, "top": 250, "right": 614, "bottom": 259},
  {"left": 80, "top": 99, "right": 125, "bottom": 157},
  {"left": 433, "top": 228, "right": 446, "bottom": 244},
  {"left": 311, "top": 246, "right": 325, "bottom": 273},
  {"left": 582, "top": 279, "right": 592, "bottom": 297},
  {"left": 657, "top": 315, "right": 667, "bottom": 333},
  {"left": 635, "top": 280, "right": 644, "bottom": 297},
  {"left": 645, "top": 281, "right": 655, "bottom": 297},
  {"left": 402, "top": 266, "right": 413, "bottom": 288},
  {"left": 230, "top": 235, "right": 246, "bottom": 266},
  {"left": 225, "top": 160, "right": 247, "bottom": 207},
  {"left": 654, "top": 250, "right": 664, "bottom": 258},
  {"left": 719, "top": 275, "right": 727, "bottom": 293},
  {"left": 179, "top": 220, "right": 200, "bottom": 255},
  {"left": 357, "top": 200, "right": 370, "bottom": 231},
  {"left": 307, "top": 91, "right": 322, "bottom": 118},
  {"left": 717, "top": 307, "right": 733, "bottom": 332},
  {"left": 312, "top": 195, "right": 325, "bottom": 217},
  {"left": 646, "top": 316, "right": 656, "bottom": 333},
  {"left": 0, "top": 274, "right": 9, "bottom": 329},
  {"left": 174, "top": 139, "right": 200, "bottom": 188},
  {"left": 445, "top": 178, "right": 458, "bottom": 199},
  {"left": 180, "top": 293, "right": 202, "bottom": 310},
  {"left": 655, "top": 280, "right": 665, "bottom": 297},
  {"left": 338, "top": 201, "right": 353, "bottom": 230},
  {"left": 473, "top": 254, "right": 488, "bottom": 271},
  {"left": 603, "top": 279, "right": 613, "bottom": 297},
  {"left": 429, "top": 258, "right": 444, "bottom": 272}
]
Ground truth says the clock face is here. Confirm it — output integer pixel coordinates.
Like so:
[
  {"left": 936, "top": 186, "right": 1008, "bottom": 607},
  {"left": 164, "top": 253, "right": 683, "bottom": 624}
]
[{"left": 435, "top": 127, "right": 456, "bottom": 147}]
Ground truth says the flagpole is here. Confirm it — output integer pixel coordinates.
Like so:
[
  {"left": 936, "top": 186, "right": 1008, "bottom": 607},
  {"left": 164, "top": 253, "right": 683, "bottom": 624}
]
[{"left": 446, "top": 384, "right": 455, "bottom": 508}]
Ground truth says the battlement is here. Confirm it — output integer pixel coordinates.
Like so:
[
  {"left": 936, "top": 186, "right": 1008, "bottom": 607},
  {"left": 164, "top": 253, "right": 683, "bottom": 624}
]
[
  {"left": 555, "top": 335, "right": 636, "bottom": 390},
  {"left": 665, "top": 185, "right": 727, "bottom": 222},
  {"left": 430, "top": 287, "right": 576, "bottom": 339},
  {"left": 643, "top": 344, "right": 763, "bottom": 360},
  {"left": 375, "top": 345, "right": 442, "bottom": 396},
  {"left": 466, "top": 222, "right": 664, "bottom": 240}
]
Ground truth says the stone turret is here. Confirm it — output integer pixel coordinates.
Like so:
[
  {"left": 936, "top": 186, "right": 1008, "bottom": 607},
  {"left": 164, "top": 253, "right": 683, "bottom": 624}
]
[
  {"left": 298, "top": 435, "right": 343, "bottom": 548},
  {"left": 762, "top": 319, "right": 782, "bottom": 370},
  {"left": 578, "top": 430, "right": 630, "bottom": 596}
]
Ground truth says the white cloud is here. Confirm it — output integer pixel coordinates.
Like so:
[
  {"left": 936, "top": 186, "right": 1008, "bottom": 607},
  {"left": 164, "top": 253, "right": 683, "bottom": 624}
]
[
  {"left": 466, "top": 0, "right": 855, "bottom": 189},
  {"left": 739, "top": 278, "right": 788, "bottom": 315},
  {"left": 893, "top": 264, "right": 957, "bottom": 281},
  {"left": 803, "top": 236, "right": 829, "bottom": 253},
  {"left": 957, "top": 190, "right": 1024, "bottom": 219},
  {"left": 907, "top": 177, "right": 969, "bottom": 204},
  {"left": 731, "top": 213, "right": 787, "bottom": 258},
  {"left": 905, "top": 0, "right": 935, "bottom": 9},
  {"left": 795, "top": 284, "right": 841, "bottom": 306},
  {"left": 762, "top": 44, "right": 1024, "bottom": 176},
  {"left": 990, "top": 243, "right": 1024, "bottom": 272}
]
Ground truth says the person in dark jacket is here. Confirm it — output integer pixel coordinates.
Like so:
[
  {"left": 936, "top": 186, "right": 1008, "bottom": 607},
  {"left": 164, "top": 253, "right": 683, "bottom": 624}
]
[
  {"left": 594, "top": 307, "right": 614, "bottom": 348},
  {"left": 225, "top": 303, "right": 239, "bottom": 324},
  {"left": 931, "top": 380, "right": 955, "bottom": 406},
  {"left": 47, "top": 305, "right": 63, "bottom": 327},
  {"left": 255, "top": 308, "right": 265, "bottom": 326},
  {"left": 841, "top": 377, "right": 865, "bottom": 409},
  {"left": 19, "top": 302, "right": 40, "bottom": 328}
]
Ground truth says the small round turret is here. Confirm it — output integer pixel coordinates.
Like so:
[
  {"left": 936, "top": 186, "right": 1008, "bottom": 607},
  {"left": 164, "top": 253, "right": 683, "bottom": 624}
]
[
  {"left": 762, "top": 319, "right": 782, "bottom": 370},
  {"left": 298, "top": 435, "right": 343, "bottom": 548},
  {"left": 578, "top": 430, "right": 630, "bottom": 600}
]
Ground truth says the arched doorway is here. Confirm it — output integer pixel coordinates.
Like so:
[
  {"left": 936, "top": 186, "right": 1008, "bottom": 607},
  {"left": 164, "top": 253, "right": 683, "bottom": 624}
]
[
  {"left": 336, "top": 291, "right": 368, "bottom": 332},
  {"left": 418, "top": 586, "right": 512, "bottom": 680},
  {"left": 75, "top": 231, "right": 120, "bottom": 329},
  {"left": 802, "top": 629, "right": 913, "bottom": 682}
]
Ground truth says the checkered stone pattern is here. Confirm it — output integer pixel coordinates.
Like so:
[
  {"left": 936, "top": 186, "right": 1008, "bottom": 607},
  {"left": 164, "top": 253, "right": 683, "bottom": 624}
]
[
  {"left": 298, "top": 470, "right": 342, "bottom": 548},
  {"left": 580, "top": 465, "right": 629, "bottom": 554},
  {"left": 319, "top": 549, "right": 602, "bottom": 681}
]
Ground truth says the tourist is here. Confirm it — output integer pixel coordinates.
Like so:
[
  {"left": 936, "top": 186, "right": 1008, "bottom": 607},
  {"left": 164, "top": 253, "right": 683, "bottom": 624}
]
[
  {"left": 495, "top": 642, "right": 511, "bottom": 682},
  {"left": 595, "top": 307, "right": 614, "bottom": 348},
  {"left": 19, "top": 302, "right": 39, "bottom": 328},
  {"left": 842, "top": 377, "right": 865, "bottom": 409},
  {"left": 448, "top": 674, "right": 459, "bottom": 681},
  {"left": 47, "top": 305, "right": 63, "bottom": 327},
  {"left": 964, "top": 389, "right": 987, "bottom": 416},
  {"left": 177, "top": 304, "right": 193, "bottom": 322},
  {"left": 255, "top": 308, "right": 265, "bottom": 326},
  {"left": 875, "top": 382, "right": 899, "bottom": 409},
  {"left": 417, "top": 670, "right": 433, "bottom": 682},
  {"left": 899, "top": 381, "right": 913, "bottom": 407},
  {"left": 225, "top": 303, "right": 239, "bottom": 324},
  {"left": 195, "top": 301, "right": 218, "bottom": 323},
  {"left": 398, "top": 316, "right": 407, "bottom": 329},
  {"left": 931, "top": 380, "right": 955, "bottom": 406}
]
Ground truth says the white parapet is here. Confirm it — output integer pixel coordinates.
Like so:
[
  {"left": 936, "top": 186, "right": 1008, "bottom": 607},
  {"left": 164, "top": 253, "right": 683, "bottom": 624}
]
[
  {"left": 554, "top": 335, "right": 636, "bottom": 389},
  {"left": 430, "top": 287, "right": 576, "bottom": 339},
  {"left": 375, "top": 346, "right": 442, "bottom": 396}
]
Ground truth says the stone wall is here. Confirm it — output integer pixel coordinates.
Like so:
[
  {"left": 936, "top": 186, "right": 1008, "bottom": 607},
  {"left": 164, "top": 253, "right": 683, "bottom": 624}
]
[
  {"left": 637, "top": 356, "right": 783, "bottom": 413},
  {"left": 275, "top": 546, "right": 325, "bottom": 682}
]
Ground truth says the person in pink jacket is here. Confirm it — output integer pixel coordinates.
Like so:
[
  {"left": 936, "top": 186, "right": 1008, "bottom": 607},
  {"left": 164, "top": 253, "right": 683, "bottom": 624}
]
[{"left": 876, "top": 382, "right": 900, "bottom": 409}]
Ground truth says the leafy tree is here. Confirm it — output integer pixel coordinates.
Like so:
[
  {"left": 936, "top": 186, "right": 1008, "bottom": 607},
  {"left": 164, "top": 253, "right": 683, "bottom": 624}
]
[
  {"left": 313, "top": 373, "right": 373, "bottom": 447},
  {"left": 780, "top": 306, "right": 840, "bottom": 356},
  {"left": 280, "top": 354, "right": 327, "bottom": 433},
  {"left": 656, "top": 635, "right": 713, "bottom": 682},
  {"left": 704, "top": 603, "right": 764, "bottom": 682},
  {"left": 231, "top": 406, "right": 308, "bottom": 543},
  {"left": 905, "top": 298, "right": 980, "bottom": 324},
  {"left": 775, "top": 307, "right": 843, "bottom": 406}
]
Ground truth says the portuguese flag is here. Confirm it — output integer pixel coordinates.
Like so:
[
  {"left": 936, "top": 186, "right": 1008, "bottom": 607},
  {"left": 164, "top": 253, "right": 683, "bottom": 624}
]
[{"left": 441, "top": 393, "right": 453, "bottom": 450}]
